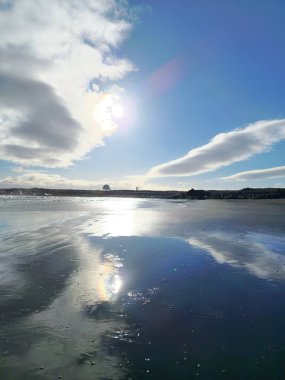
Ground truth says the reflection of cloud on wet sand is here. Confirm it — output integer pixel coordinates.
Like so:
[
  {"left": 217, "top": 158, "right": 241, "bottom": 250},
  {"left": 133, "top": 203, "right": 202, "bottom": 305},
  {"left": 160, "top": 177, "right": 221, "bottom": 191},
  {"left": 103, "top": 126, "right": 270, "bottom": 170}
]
[
  {"left": 0, "top": 226, "right": 78, "bottom": 322},
  {"left": 188, "top": 232, "right": 285, "bottom": 281},
  {"left": 0, "top": 224, "right": 127, "bottom": 379},
  {"left": 29, "top": 238, "right": 127, "bottom": 379}
]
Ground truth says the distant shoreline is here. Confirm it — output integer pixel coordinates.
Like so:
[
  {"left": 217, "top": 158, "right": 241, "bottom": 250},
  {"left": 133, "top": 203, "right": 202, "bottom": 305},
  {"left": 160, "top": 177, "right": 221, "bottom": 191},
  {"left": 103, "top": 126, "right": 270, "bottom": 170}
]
[{"left": 0, "top": 187, "right": 285, "bottom": 200}]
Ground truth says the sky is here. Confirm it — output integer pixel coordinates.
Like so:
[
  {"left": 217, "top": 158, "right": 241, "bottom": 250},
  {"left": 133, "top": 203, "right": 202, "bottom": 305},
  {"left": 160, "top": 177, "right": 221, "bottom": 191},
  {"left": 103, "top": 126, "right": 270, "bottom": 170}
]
[{"left": 0, "top": 0, "right": 284, "bottom": 190}]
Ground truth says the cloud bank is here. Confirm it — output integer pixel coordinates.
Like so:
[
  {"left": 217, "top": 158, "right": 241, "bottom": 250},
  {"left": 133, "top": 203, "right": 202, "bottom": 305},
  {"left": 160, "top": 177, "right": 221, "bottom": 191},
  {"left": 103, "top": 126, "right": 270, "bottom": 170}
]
[
  {"left": 0, "top": 171, "right": 142, "bottom": 190},
  {"left": 0, "top": 171, "right": 183, "bottom": 191},
  {"left": 148, "top": 119, "right": 285, "bottom": 177},
  {"left": 0, "top": 172, "right": 100, "bottom": 189},
  {"left": 0, "top": 0, "right": 135, "bottom": 167},
  {"left": 221, "top": 165, "right": 285, "bottom": 181}
]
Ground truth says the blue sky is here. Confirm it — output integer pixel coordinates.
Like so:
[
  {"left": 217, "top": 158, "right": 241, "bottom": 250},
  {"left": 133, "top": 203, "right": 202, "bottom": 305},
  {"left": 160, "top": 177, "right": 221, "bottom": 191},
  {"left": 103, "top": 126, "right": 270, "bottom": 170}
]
[{"left": 0, "top": 0, "right": 284, "bottom": 189}]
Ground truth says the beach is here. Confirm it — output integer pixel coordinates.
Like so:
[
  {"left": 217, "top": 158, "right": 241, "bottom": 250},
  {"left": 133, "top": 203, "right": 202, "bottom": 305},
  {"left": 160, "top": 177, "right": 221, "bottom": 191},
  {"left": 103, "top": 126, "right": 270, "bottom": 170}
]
[{"left": 0, "top": 196, "right": 285, "bottom": 379}]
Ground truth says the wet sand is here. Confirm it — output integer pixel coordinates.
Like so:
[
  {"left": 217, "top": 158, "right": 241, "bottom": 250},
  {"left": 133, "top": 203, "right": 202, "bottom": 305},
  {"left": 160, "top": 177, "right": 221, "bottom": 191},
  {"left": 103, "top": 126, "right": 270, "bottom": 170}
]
[{"left": 0, "top": 197, "right": 285, "bottom": 379}]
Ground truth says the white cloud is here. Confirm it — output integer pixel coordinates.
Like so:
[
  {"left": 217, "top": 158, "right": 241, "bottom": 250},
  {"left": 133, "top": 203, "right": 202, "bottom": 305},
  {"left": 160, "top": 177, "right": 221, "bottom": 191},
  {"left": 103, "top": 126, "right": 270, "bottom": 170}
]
[
  {"left": 0, "top": 0, "right": 135, "bottom": 167},
  {"left": 148, "top": 119, "right": 285, "bottom": 177},
  {"left": 0, "top": 172, "right": 139, "bottom": 190},
  {"left": 0, "top": 172, "right": 184, "bottom": 191},
  {"left": 221, "top": 165, "right": 285, "bottom": 181},
  {"left": 0, "top": 172, "right": 99, "bottom": 189}
]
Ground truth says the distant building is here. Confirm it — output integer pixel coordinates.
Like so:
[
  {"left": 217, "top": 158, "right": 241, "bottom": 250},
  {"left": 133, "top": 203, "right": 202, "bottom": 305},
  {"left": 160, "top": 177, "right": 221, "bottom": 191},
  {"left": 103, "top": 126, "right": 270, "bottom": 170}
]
[{"left": 102, "top": 184, "right": 111, "bottom": 191}]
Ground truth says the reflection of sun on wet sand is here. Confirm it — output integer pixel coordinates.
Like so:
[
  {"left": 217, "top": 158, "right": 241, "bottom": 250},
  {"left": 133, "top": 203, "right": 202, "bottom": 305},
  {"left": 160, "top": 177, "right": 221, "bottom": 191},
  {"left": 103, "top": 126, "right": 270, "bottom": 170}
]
[
  {"left": 95, "top": 256, "right": 122, "bottom": 302},
  {"left": 81, "top": 198, "right": 163, "bottom": 237},
  {"left": 84, "top": 252, "right": 123, "bottom": 321}
]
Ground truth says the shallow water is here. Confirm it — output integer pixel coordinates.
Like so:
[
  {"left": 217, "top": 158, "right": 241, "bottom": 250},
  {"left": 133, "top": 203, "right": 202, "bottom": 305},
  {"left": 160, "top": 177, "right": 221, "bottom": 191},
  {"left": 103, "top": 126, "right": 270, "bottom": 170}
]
[{"left": 0, "top": 196, "right": 285, "bottom": 379}]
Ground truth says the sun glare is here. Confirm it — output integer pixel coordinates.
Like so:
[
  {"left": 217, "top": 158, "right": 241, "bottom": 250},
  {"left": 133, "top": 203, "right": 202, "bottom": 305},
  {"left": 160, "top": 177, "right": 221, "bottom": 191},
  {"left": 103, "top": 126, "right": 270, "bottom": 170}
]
[{"left": 111, "top": 104, "right": 124, "bottom": 119}]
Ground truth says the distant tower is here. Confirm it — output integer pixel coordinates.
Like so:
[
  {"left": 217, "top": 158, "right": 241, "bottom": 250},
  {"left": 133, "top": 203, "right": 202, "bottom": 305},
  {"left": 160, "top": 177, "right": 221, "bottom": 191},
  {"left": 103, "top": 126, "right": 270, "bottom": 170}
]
[{"left": 102, "top": 184, "right": 111, "bottom": 191}]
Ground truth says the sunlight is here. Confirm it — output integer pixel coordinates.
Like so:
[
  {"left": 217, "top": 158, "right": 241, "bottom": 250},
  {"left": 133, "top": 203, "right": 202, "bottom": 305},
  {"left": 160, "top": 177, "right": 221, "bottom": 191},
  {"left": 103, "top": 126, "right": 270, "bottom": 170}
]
[
  {"left": 98, "top": 268, "right": 122, "bottom": 300},
  {"left": 101, "top": 198, "right": 137, "bottom": 236},
  {"left": 111, "top": 104, "right": 124, "bottom": 119},
  {"left": 104, "top": 213, "right": 134, "bottom": 236},
  {"left": 87, "top": 256, "right": 123, "bottom": 302},
  {"left": 111, "top": 274, "right": 122, "bottom": 294},
  {"left": 91, "top": 93, "right": 125, "bottom": 135},
  {"left": 81, "top": 198, "right": 161, "bottom": 238}
]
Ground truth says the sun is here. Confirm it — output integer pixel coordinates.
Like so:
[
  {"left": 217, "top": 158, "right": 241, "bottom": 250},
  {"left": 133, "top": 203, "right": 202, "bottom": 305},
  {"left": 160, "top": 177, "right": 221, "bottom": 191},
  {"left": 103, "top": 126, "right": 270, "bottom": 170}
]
[{"left": 111, "top": 104, "right": 124, "bottom": 119}]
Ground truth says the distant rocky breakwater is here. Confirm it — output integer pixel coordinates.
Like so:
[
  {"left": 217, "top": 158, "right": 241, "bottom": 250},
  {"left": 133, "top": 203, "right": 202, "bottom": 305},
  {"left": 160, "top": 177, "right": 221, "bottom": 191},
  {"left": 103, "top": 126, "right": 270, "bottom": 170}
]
[{"left": 0, "top": 187, "right": 285, "bottom": 200}]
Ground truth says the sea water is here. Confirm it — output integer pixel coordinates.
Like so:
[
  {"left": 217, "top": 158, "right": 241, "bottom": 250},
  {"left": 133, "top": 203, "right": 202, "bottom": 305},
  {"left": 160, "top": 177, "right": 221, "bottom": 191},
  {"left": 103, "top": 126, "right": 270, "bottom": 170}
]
[{"left": 0, "top": 196, "right": 285, "bottom": 379}]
